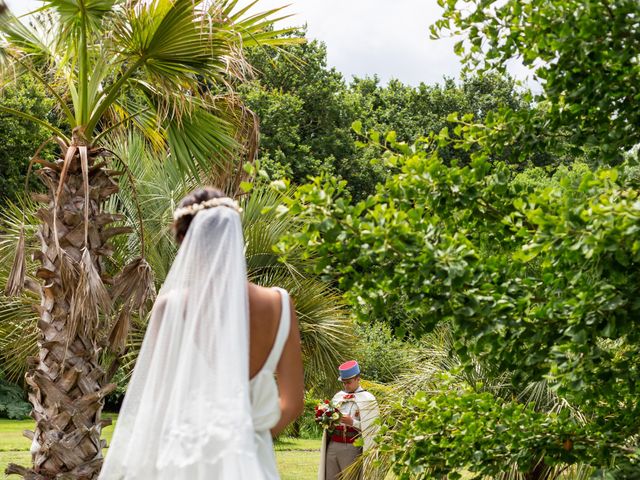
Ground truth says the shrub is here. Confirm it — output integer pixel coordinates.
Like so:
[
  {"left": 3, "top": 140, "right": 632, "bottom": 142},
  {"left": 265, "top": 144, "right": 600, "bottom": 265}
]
[
  {"left": 355, "top": 322, "right": 412, "bottom": 384},
  {"left": 0, "top": 373, "right": 30, "bottom": 419}
]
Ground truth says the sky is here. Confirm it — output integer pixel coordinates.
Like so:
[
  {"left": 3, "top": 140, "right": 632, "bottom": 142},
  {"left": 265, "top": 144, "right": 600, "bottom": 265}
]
[{"left": 4, "top": 0, "right": 535, "bottom": 87}]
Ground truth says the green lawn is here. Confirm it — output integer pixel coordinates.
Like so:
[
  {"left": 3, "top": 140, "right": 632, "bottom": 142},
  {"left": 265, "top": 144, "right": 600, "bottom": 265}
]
[{"left": 0, "top": 419, "right": 321, "bottom": 479}]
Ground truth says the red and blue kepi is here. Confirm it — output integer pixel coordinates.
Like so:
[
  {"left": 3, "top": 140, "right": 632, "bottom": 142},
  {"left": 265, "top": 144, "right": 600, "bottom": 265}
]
[{"left": 338, "top": 360, "right": 360, "bottom": 381}]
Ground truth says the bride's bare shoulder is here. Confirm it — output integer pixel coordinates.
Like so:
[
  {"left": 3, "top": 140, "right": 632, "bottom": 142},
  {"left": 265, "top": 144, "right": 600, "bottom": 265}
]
[{"left": 248, "top": 283, "right": 281, "bottom": 316}]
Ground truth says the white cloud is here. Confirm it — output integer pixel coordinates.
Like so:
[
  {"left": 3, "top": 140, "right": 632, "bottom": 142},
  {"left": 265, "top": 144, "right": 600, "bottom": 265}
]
[
  {"left": 246, "top": 0, "right": 464, "bottom": 85},
  {"left": 5, "top": 0, "right": 41, "bottom": 15}
]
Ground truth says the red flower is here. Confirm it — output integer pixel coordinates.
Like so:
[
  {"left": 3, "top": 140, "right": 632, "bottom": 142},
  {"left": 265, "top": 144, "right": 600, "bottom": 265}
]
[{"left": 313, "top": 400, "right": 343, "bottom": 431}]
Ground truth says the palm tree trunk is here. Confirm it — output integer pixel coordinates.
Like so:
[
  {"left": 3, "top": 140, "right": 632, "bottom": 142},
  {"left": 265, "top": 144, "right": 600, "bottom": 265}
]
[{"left": 6, "top": 147, "right": 123, "bottom": 480}]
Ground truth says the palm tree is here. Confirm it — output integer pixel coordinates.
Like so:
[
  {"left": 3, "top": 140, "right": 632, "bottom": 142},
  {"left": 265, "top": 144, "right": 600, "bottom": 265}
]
[
  {"left": 0, "top": 1, "right": 297, "bottom": 478},
  {"left": 0, "top": 134, "right": 355, "bottom": 470}
]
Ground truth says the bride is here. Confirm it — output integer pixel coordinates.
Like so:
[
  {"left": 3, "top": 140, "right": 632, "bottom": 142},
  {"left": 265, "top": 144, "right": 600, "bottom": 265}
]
[{"left": 99, "top": 188, "right": 304, "bottom": 479}]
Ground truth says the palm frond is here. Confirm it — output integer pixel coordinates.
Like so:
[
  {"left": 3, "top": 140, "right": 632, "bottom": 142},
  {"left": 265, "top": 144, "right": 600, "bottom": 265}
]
[
  {"left": 165, "top": 106, "right": 238, "bottom": 177},
  {"left": 0, "top": 298, "right": 39, "bottom": 382},
  {"left": 211, "top": 0, "right": 304, "bottom": 48},
  {"left": 0, "top": 199, "right": 41, "bottom": 383},
  {"left": 99, "top": 0, "right": 225, "bottom": 125},
  {"left": 99, "top": 97, "right": 161, "bottom": 149},
  {"left": 42, "top": 0, "right": 117, "bottom": 34},
  {"left": 0, "top": 9, "right": 53, "bottom": 61}
]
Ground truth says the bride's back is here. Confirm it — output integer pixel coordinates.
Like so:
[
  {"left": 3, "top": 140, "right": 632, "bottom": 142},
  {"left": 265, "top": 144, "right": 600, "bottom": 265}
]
[
  {"left": 246, "top": 281, "right": 303, "bottom": 439},
  {"left": 248, "top": 283, "right": 284, "bottom": 379}
]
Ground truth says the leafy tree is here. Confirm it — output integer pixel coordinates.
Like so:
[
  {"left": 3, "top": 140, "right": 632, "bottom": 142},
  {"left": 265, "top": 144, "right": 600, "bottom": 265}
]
[
  {"left": 353, "top": 322, "right": 412, "bottom": 384},
  {"left": 240, "top": 33, "right": 358, "bottom": 184},
  {"left": 241, "top": 84, "right": 320, "bottom": 180},
  {"left": 433, "top": 0, "right": 640, "bottom": 163},
  {"left": 276, "top": 127, "right": 640, "bottom": 474},
  {"left": 350, "top": 74, "right": 524, "bottom": 142},
  {"left": 241, "top": 34, "right": 543, "bottom": 200},
  {"left": 351, "top": 73, "right": 567, "bottom": 170},
  {"left": 381, "top": 385, "right": 587, "bottom": 480},
  {"left": 361, "top": 324, "right": 595, "bottom": 480},
  {"left": 0, "top": 1, "right": 295, "bottom": 478},
  {"left": 0, "top": 77, "right": 55, "bottom": 204}
]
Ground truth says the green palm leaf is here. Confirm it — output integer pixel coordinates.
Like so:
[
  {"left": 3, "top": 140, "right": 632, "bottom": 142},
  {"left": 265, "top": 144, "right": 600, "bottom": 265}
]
[
  {"left": 41, "top": 0, "right": 117, "bottom": 29},
  {"left": 114, "top": 0, "right": 223, "bottom": 78},
  {"left": 0, "top": 199, "right": 40, "bottom": 383},
  {"left": 2, "top": 0, "right": 301, "bottom": 176}
]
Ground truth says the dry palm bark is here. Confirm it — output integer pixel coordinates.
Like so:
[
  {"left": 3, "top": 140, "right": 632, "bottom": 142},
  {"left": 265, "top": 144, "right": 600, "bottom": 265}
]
[{"left": 5, "top": 136, "right": 152, "bottom": 480}]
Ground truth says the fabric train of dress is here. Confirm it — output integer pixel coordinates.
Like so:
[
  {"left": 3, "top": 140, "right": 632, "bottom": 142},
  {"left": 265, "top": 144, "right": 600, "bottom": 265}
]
[{"left": 99, "top": 206, "right": 272, "bottom": 479}]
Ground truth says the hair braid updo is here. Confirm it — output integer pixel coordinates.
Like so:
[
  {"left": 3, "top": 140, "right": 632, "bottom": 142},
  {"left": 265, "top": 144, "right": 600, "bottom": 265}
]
[{"left": 172, "top": 187, "right": 225, "bottom": 244}]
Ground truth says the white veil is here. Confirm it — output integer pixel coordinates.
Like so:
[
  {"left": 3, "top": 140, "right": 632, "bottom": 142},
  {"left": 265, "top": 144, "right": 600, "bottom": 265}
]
[{"left": 100, "top": 203, "right": 265, "bottom": 479}]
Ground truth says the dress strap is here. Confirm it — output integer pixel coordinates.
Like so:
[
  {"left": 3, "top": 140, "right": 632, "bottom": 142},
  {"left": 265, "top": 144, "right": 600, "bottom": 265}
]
[{"left": 263, "top": 287, "right": 290, "bottom": 372}]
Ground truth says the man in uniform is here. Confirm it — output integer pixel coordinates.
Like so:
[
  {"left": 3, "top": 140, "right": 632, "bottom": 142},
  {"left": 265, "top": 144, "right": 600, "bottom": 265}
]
[{"left": 318, "top": 360, "right": 379, "bottom": 480}]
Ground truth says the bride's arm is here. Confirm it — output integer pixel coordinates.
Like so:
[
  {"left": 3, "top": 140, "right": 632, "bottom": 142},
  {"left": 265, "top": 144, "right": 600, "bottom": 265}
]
[{"left": 271, "top": 295, "right": 304, "bottom": 437}]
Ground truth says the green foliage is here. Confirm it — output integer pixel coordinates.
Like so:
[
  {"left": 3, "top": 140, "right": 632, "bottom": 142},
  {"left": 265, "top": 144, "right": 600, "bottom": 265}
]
[
  {"left": 433, "top": 0, "right": 640, "bottom": 163},
  {"left": 354, "top": 322, "right": 412, "bottom": 384},
  {"left": 0, "top": 77, "right": 55, "bottom": 204},
  {"left": 281, "top": 394, "right": 324, "bottom": 440},
  {"left": 241, "top": 34, "right": 364, "bottom": 191},
  {"left": 103, "top": 367, "right": 128, "bottom": 412},
  {"left": 240, "top": 85, "right": 327, "bottom": 181},
  {"left": 511, "top": 162, "right": 593, "bottom": 194},
  {"left": 277, "top": 128, "right": 640, "bottom": 471},
  {"left": 378, "top": 381, "right": 606, "bottom": 479},
  {"left": 0, "top": 372, "right": 29, "bottom": 420},
  {"left": 375, "top": 325, "right": 603, "bottom": 478},
  {"left": 349, "top": 74, "right": 541, "bottom": 167}
]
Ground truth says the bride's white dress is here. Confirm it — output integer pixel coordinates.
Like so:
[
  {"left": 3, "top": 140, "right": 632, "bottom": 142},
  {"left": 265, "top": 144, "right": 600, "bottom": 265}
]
[
  {"left": 99, "top": 205, "right": 290, "bottom": 480},
  {"left": 250, "top": 287, "right": 291, "bottom": 480}
]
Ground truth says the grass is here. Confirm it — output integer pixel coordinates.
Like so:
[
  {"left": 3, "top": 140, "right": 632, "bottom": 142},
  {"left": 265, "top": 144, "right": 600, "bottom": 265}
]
[
  {"left": 274, "top": 437, "right": 321, "bottom": 479},
  {"left": 0, "top": 419, "right": 34, "bottom": 452},
  {"left": 0, "top": 419, "right": 322, "bottom": 480}
]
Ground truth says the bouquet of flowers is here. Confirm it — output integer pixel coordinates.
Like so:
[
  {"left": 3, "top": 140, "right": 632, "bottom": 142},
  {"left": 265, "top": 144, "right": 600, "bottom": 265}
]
[{"left": 314, "top": 400, "right": 342, "bottom": 431}]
